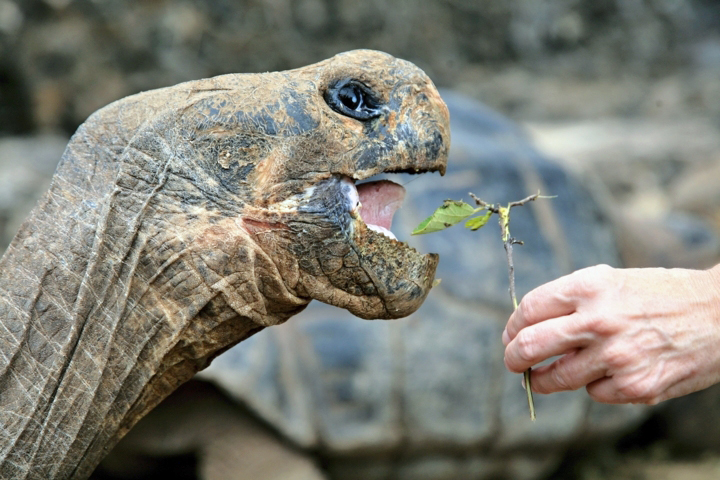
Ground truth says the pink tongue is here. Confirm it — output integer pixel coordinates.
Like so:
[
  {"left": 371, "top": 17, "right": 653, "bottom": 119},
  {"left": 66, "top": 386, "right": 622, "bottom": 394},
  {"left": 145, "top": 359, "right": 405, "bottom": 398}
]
[{"left": 357, "top": 180, "right": 406, "bottom": 230}]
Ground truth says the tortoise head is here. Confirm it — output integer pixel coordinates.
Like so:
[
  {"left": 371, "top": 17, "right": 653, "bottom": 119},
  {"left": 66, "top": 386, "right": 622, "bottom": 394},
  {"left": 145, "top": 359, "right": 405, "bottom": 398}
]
[{"left": 179, "top": 50, "right": 450, "bottom": 319}]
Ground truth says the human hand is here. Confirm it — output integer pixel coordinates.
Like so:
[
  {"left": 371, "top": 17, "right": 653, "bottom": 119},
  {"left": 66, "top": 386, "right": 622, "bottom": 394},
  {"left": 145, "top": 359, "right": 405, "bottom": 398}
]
[{"left": 503, "top": 264, "right": 720, "bottom": 404}]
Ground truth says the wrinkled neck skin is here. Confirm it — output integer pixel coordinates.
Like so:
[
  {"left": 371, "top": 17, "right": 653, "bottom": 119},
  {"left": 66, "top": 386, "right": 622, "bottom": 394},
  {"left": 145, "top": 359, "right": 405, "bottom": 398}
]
[{"left": 0, "top": 90, "right": 309, "bottom": 480}]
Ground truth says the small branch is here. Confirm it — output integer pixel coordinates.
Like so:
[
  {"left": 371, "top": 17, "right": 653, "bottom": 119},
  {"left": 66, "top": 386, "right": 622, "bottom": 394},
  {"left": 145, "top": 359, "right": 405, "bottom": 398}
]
[
  {"left": 508, "top": 192, "right": 540, "bottom": 209},
  {"left": 504, "top": 237, "right": 518, "bottom": 309},
  {"left": 469, "top": 192, "right": 493, "bottom": 211},
  {"left": 470, "top": 191, "right": 538, "bottom": 422}
]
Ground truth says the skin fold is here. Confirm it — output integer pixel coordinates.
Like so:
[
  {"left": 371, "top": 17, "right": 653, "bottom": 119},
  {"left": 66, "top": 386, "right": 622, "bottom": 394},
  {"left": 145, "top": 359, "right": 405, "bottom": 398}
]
[
  {"left": 503, "top": 264, "right": 720, "bottom": 405},
  {"left": 0, "top": 50, "right": 449, "bottom": 479}
]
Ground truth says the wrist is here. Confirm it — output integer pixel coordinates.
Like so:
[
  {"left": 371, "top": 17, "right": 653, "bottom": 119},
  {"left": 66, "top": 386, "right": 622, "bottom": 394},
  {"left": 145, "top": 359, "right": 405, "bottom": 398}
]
[
  {"left": 702, "top": 263, "right": 720, "bottom": 316},
  {"left": 707, "top": 263, "right": 720, "bottom": 291}
]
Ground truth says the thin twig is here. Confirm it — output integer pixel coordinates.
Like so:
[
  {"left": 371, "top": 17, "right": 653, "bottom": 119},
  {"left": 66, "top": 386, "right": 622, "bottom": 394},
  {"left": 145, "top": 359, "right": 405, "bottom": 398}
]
[
  {"left": 508, "top": 193, "right": 541, "bottom": 209},
  {"left": 470, "top": 191, "right": 538, "bottom": 422}
]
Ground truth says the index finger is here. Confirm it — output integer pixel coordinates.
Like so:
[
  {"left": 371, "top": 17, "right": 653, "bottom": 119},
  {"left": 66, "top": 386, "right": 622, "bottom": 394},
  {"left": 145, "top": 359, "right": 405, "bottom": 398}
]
[{"left": 503, "top": 270, "right": 590, "bottom": 345}]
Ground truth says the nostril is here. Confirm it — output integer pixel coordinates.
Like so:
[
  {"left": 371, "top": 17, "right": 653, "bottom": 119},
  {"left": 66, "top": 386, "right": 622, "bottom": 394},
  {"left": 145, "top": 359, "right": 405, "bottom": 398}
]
[{"left": 426, "top": 129, "right": 446, "bottom": 160}]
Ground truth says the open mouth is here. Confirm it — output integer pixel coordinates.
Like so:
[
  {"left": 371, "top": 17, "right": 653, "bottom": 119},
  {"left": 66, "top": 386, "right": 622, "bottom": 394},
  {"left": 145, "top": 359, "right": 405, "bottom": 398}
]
[
  {"left": 341, "top": 175, "right": 412, "bottom": 244},
  {"left": 341, "top": 176, "right": 405, "bottom": 242}
]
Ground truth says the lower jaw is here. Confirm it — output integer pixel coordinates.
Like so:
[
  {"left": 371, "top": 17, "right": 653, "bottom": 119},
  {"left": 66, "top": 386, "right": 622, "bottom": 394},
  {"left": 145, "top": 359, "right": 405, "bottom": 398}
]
[{"left": 350, "top": 225, "right": 439, "bottom": 319}]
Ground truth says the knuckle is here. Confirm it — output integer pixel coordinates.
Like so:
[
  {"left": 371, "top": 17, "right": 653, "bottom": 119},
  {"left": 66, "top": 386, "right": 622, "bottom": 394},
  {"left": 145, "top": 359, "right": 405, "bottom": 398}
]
[
  {"left": 549, "top": 362, "right": 575, "bottom": 391},
  {"left": 577, "top": 312, "right": 599, "bottom": 332},
  {"left": 586, "top": 386, "right": 603, "bottom": 403},
  {"left": 616, "top": 377, "right": 656, "bottom": 402},
  {"left": 593, "top": 263, "right": 614, "bottom": 275},
  {"left": 590, "top": 263, "right": 614, "bottom": 280},
  {"left": 514, "top": 330, "right": 537, "bottom": 364},
  {"left": 518, "top": 294, "right": 536, "bottom": 318},
  {"left": 573, "top": 264, "right": 614, "bottom": 297},
  {"left": 600, "top": 342, "right": 633, "bottom": 370},
  {"left": 583, "top": 312, "right": 614, "bottom": 337},
  {"left": 587, "top": 386, "right": 612, "bottom": 404}
]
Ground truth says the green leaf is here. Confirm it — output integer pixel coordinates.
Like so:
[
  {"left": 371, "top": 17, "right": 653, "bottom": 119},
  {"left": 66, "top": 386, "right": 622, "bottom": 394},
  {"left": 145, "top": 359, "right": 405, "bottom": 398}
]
[
  {"left": 465, "top": 211, "right": 493, "bottom": 231},
  {"left": 412, "top": 200, "right": 478, "bottom": 235}
]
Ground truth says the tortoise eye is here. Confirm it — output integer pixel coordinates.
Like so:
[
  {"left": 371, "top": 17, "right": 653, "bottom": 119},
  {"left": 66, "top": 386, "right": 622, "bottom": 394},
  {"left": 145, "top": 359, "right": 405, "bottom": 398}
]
[
  {"left": 338, "top": 84, "right": 362, "bottom": 111},
  {"left": 325, "top": 80, "right": 382, "bottom": 121}
]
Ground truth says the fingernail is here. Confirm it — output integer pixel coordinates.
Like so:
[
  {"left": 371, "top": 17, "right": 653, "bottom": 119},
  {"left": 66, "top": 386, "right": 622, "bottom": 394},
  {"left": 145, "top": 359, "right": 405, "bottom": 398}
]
[
  {"left": 521, "top": 375, "right": 526, "bottom": 390},
  {"left": 502, "top": 328, "right": 510, "bottom": 346}
]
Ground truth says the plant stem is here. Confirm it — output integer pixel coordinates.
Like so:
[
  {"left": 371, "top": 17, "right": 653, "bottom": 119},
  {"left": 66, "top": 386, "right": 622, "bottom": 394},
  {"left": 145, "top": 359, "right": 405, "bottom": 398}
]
[{"left": 471, "top": 192, "right": 538, "bottom": 422}]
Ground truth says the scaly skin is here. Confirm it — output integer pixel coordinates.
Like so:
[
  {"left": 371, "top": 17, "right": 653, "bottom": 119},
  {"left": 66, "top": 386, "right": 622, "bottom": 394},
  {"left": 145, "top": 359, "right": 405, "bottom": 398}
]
[{"left": 0, "top": 50, "right": 449, "bottom": 479}]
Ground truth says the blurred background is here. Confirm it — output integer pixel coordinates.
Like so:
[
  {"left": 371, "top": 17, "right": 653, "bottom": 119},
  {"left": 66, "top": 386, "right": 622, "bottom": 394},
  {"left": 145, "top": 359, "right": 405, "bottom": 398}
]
[
  {"left": 2, "top": 0, "right": 720, "bottom": 130},
  {"left": 2, "top": 1, "right": 720, "bottom": 479}
]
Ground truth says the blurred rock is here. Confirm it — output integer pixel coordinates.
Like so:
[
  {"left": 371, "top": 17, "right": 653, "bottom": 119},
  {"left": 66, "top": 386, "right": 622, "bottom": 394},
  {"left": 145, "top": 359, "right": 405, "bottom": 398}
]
[
  {"left": 0, "top": 134, "right": 66, "bottom": 250},
  {"left": 1, "top": 0, "right": 719, "bottom": 133},
  {"left": 692, "top": 37, "right": 720, "bottom": 70},
  {"left": 613, "top": 212, "right": 720, "bottom": 269},
  {"left": 527, "top": 119, "right": 720, "bottom": 213},
  {"left": 526, "top": 118, "right": 720, "bottom": 268},
  {"left": 0, "top": 0, "right": 22, "bottom": 36},
  {"left": 527, "top": 120, "right": 720, "bottom": 201},
  {"left": 671, "top": 158, "right": 720, "bottom": 226}
]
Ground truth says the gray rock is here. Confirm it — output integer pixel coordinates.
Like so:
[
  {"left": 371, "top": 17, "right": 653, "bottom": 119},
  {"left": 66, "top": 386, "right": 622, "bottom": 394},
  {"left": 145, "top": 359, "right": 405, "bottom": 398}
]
[
  {"left": 671, "top": 159, "right": 720, "bottom": 220},
  {"left": 0, "top": 134, "right": 66, "bottom": 249}
]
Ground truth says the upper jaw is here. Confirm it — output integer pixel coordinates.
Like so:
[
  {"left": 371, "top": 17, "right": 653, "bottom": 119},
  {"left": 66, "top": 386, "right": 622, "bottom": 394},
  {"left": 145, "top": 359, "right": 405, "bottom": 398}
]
[
  {"left": 342, "top": 127, "right": 449, "bottom": 183},
  {"left": 348, "top": 154, "right": 447, "bottom": 183},
  {"left": 335, "top": 118, "right": 450, "bottom": 241}
]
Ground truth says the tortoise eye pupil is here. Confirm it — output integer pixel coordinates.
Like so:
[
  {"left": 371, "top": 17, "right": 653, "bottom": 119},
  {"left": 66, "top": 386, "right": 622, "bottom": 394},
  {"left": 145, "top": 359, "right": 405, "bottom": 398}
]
[
  {"left": 325, "top": 80, "right": 381, "bottom": 121},
  {"left": 338, "top": 85, "right": 362, "bottom": 111}
]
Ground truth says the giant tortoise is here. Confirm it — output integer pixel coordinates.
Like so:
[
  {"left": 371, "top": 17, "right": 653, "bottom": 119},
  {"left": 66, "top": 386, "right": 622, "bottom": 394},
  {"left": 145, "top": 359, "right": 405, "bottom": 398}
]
[
  {"left": 0, "top": 50, "right": 451, "bottom": 480},
  {"left": 95, "top": 93, "right": 658, "bottom": 480}
]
